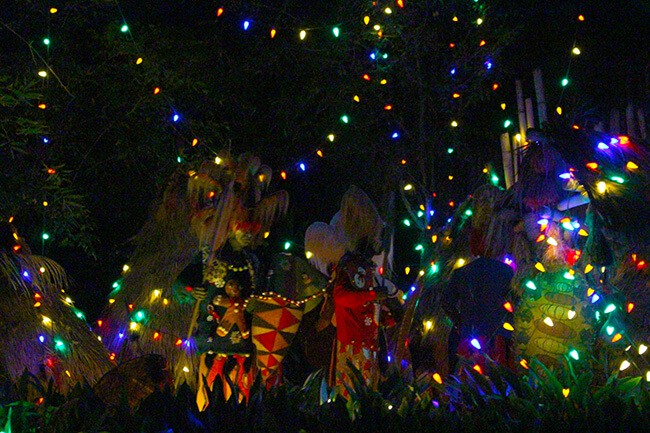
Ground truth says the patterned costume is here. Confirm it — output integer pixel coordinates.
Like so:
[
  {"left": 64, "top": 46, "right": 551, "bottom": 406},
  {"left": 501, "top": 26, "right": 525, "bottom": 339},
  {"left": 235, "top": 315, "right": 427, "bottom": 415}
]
[
  {"left": 331, "top": 251, "right": 383, "bottom": 389},
  {"left": 304, "top": 186, "right": 401, "bottom": 393},
  {"left": 174, "top": 232, "right": 260, "bottom": 407}
]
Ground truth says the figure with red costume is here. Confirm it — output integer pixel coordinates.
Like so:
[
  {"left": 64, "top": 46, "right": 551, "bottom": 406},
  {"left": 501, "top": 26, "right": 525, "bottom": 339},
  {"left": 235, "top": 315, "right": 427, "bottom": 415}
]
[{"left": 305, "top": 186, "right": 400, "bottom": 392}]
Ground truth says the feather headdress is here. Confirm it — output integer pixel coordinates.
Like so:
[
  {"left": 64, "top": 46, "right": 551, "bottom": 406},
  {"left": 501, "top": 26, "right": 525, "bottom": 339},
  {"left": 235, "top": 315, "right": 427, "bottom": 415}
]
[{"left": 305, "top": 186, "right": 385, "bottom": 276}]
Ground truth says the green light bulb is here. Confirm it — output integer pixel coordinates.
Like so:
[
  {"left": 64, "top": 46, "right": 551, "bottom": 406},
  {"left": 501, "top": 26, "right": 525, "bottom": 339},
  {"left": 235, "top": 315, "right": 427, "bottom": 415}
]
[{"left": 604, "top": 304, "right": 616, "bottom": 314}]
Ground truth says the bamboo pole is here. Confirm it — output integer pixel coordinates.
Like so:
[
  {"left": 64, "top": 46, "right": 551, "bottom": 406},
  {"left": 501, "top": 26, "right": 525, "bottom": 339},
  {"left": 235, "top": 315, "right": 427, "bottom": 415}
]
[
  {"left": 515, "top": 80, "right": 527, "bottom": 141},
  {"left": 525, "top": 98, "right": 535, "bottom": 129},
  {"left": 500, "top": 133, "right": 514, "bottom": 189},
  {"left": 626, "top": 102, "right": 637, "bottom": 137},
  {"left": 533, "top": 69, "right": 547, "bottom": 124},
  {"left": 610, "top": 108, "right": 620, "bottom": 134},
  {"left": 638, "top": 108, "right": 647, "bottom": 139}
]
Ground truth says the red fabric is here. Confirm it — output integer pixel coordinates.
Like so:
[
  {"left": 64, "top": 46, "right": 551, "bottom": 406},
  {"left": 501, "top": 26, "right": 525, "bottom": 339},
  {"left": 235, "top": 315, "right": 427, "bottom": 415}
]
[
  {"left": 469, "top": 227, "right": 486, "bottom": 257},
  {"left": 206, "top": 355, "right": 226, "bottom": 388},
  {"left": 332, "top": 260, "right": 379, "bottom": 351}
]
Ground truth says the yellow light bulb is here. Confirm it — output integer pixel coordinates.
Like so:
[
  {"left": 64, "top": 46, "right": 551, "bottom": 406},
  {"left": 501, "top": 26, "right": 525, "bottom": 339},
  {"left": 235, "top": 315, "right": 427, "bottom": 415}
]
[
  {"left": 327, "top": 134, "right": 335, "bottom": 141},
  {"left": 136, "top": 57, "right": 143, "bottom": 64},
  {"left": 384, "top": 7, "right": 392, "bottom": 14},
  {"left": 432, "top": 373, "right": 442, "bottom": 384},
  {"left": 299, "top": 30, "right": 306, "bottom": 40},
  {"left": 639, "top": 344, "right": 648, "bottom": 355},
  {"left": 626, "top": 161, "right": 639, "bottom": 171},
  {"left": 305, "top": 251, "right": 313, "bottom": 259},
  {"left": 364, "top": 16, "right": 370, "bottom": 25},
  {"left": 572, "top": 47, "right": 581, "bottom": 55},
  {"left": 500, "top": 103, "right": 506, "bottom": 110},
  {"left": 543, "top": 317, "right": 554, "bottom": 327},
  {"left": 38, "top": 70, "right": 47, "bottom": 77},
  {"left": 556, "top": 106, "right": 562, "bottom": 115},
  {"left": 50, "top": 7, "right": 58, "bottom": 13},
  {"left": 597, "top": 181, "right": 607, "bottom": 194},
  {"left": 404, "top": 266, "right": 410, "bottom": 275},
  {"left": 619, "top": 360, "right": 631, "bottom": 371},
  {"left": 503, "top": 322, "right": 514, "bottom": 331},
  {"left": 353, "top": 95, "right": 360, "bottom": 102},
  {"left": 451, "top": 120, "right": 458, "bottom": 127}
]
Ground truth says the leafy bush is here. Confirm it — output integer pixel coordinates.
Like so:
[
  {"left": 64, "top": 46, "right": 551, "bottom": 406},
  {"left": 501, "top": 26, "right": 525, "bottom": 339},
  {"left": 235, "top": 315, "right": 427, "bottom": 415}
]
[{"left": 0, "top": 359, "right": 647, "bottom": 433}]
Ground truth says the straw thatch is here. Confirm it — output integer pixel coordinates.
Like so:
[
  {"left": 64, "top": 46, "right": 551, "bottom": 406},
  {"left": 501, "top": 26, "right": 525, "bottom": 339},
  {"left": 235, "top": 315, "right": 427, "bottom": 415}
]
[
  {"left": 0, "top": 248, "right": 112, "bottom": 394},
  {"left": 340, "top": 185, "right": 384, "bottom": 252},
  {"left": 99, "top": 154, "right": 289, "bottom": 390}
]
